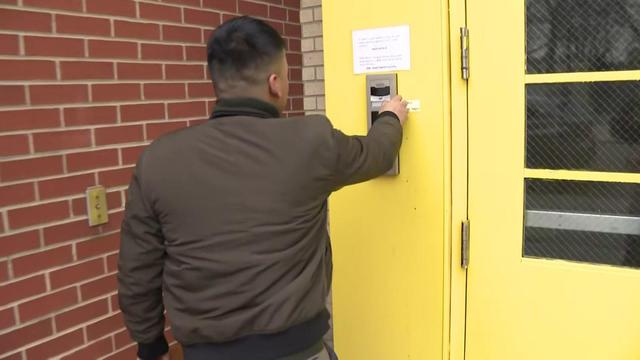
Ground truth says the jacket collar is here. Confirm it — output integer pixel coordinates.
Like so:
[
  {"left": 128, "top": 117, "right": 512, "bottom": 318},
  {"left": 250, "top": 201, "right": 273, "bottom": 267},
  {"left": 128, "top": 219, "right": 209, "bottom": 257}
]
[{"left": 210, "top": 97, "right": 281, "bottom": 119}]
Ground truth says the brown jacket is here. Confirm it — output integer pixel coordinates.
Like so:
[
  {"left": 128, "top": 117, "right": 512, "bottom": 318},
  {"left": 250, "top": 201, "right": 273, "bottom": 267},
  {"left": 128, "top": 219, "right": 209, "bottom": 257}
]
[{"left": 118, "top": 98, "right": 402, "bottom": 359}]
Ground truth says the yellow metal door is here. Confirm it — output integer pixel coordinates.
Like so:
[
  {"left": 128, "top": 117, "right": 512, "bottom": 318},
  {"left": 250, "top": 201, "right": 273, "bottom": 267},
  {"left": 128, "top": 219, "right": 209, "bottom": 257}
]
[
  {"left": 466, "top": 1, "right": 640, "bottom": 359},
  {"left": 323, "top": 1, "right": 453, "bottom": 359}
]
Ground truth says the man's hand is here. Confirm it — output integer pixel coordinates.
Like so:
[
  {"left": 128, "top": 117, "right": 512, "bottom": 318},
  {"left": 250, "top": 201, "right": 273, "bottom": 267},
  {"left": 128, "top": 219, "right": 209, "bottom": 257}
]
[{"left": 379, "top": 95, "right": 409, "bottom": 126}]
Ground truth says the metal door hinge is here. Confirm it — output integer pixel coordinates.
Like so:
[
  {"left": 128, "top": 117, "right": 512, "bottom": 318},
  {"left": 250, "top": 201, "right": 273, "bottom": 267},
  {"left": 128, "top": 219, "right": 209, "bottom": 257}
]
[
  {"left": 460, "top": 27, "right": 469, "bottom": 80},
  {"left": 462, "top": 220, "right": 470, "bottom": 268}
]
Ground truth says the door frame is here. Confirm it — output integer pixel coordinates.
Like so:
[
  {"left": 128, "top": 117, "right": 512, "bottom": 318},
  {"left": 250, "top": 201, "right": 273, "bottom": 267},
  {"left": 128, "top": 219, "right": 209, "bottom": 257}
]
[{"left": 447, "top": 0, "right": 470, "bottom": 359}]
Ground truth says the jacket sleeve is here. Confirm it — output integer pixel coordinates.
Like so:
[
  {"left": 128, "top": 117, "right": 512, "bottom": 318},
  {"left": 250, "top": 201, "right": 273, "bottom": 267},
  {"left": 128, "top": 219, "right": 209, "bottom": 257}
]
[
  {"left": 118, "top": 155, "right": 169, "bottom": 360},
  {"left": 329, "top": 111, "right": 403, "bottom": 190}
]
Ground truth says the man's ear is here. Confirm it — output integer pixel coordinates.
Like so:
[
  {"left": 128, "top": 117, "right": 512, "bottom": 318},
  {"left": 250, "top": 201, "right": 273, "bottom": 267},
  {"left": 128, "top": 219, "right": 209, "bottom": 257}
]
[{"left": 267, "top": 73, "right": 282, "bottom": 99}]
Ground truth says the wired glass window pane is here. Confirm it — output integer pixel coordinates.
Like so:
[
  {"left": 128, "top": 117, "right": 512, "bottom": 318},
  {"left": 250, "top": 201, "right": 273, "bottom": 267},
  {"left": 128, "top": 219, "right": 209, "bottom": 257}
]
[
  {"left": 524, "top": 179, "right": 640, "bottom": 268},
  {"left": 527, "top": 0, "right": 640, "bottom": 73},
  {"left": 526, "top": 81, "right": 640, "bottom": 172}
]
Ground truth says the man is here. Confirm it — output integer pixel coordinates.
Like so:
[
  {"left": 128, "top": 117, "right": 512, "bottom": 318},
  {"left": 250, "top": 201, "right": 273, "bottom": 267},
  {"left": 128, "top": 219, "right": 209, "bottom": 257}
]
[{"left": 118, "top": 16, "right": 408, "bottom": 360}]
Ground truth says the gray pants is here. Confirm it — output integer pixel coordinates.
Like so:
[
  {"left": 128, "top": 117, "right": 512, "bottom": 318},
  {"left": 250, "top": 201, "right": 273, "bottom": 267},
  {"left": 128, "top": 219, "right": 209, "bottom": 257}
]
[
  {"left": 305, "top": 347, "right": 331, "bottom": 360},
  {"left": 283, "top": 347, "right": 330, "bottom": 360},
  {"left": 280, "top": 341, "right": 338, "bottom": 360}
]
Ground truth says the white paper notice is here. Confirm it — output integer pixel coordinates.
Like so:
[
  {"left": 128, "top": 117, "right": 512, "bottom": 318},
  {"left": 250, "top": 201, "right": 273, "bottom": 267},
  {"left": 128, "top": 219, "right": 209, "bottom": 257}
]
[{"left": 352, "top": 25, "right": 411, "bottom": 74}]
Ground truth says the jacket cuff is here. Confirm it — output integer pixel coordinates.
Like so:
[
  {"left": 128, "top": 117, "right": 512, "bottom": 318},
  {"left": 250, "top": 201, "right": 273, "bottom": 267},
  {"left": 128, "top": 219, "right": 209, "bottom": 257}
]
[
  {"left": 377, "top": 111, "right": 400, "bottom": 122},
  {"left": 137, "top": 335, "right": 169, "bottom": 360}
]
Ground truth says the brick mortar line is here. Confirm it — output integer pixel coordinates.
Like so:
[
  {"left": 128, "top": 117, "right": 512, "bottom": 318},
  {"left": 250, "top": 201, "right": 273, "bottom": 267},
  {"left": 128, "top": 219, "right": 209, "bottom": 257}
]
[
  {"left": 0, "top": 282, "right": 78, "bottom": 316},
  {"left": 0, "top": 50, "right": 305, "bottom": 60},
  {"left": 135, "top": 38, "right": 142, "bottom": 59},
  {"left": 0, "top": 222, "right": 125, "bottom": 251},
  {"left": 0, "top": 349, "right": 22, "bottom": 360},
  {"left": 160, "top": 63, "right": 168, "bottom": 88},
  {"left": 0, "top": 110, "right": 300, "bottom": 123},
  {"left": 0, "top": 235, "right": 120, "bottom": 269},
  {"left": 116, "top": 147, "right": 124, "bottom": 167},
  {"left": 179, "top": 1, "right": 186, "bottom": 24},
  {"left": 162, "top": 103, "right": 171, "bottom": 123},
  {"left": 134, "top": 0, "right": 140, "bottom": 19},
  {"left": 2, "top": 4, "right": 302, "bottom": 29},
  {"left": 0, "top": 269, "right": 119, "bottom": 316},
  {"left": 17, "top": 33, "right": 24, "bottom": 56},
  {"left": 1, "top": 211, "right": 7, "bottom": 233},
  {"left": 0, "top": 307, "right": 121, "bottom": 357},
  {"left": 0, "top": 80, "right": 302, "bottom": 88},
  {"left": 36, "top": 227, "right": 44, "bottom": 248},
  {"left": 231, "top": 0, "right": 302, "bottom": 11},
  {"left": 0, "top": 218, "right": 125, "bottom": 250},
  {"left": 5, "top": 262, "right": 118, "bottom": 312},
  {"left": 80, "top": 323, "right": 88, "bottom": 349},
  {"left": 25, "top": 132, "right": 35, "bottom": 155},
  {"left": 135, "top": 0, "right": 302, "bottom": 12},
  {"left": 0, "top": 77, "right": 303, "bottom": 84},
  {"left": 141, "top": 117, "right": 148, "bottom": 140},
  {"left": 300, "top": 2, "right": 322, "bottom": 9},
  {"left": 12, "top": 305, "right": 20, "bottom": 331},
  {"left": 31, "top": 178, "right": 41, "bottom": 203},
  {"left": 0, "top": 186, "right": 128, "bottom": 212},
  {"left": 51, "top": 4, "right": 58, "bottom": 33},
  {"left": 1, "top": 82, "right": 214, "bottom": 91},
  {"left": 0, "top": 147, "right": 144, "bottom": 169},
  {"left": 54, "top": 332, "right": 117, "bottom": 360},
  {"left": 0, "top": 98, "right": 215, "bottom": 113},
  {"left": 54, "top": 58, "right": 61, "bottom": 81},
  {"left": 1, "top": 211, "right": 125, "bottom": 238},
  {"left": 0, "top": 98, "right": 308, "bottom": 117},
  {"left": 81, "top": 329, "right": 91, "bottom": 354},
  {"left": 0, "top": 253, "right": 121, "bottom": 298},
  {"left": 181, "top": 45, "right": 187, "bottom": 62},
  {"left": 45, "top": 263, "right": 53, "bottom": 294},
  {"left": 0, "top": 31, "right": 305, "bottom": 45},
  {"left": 87, "top": 75, "right": 95, "bottom": 103},
  {"left": 0, "top": 173, "right": 133, "bottom": 193},
  {"left": 119, "top": 192, "right": 126, "bottom": 212},
  {"left": 105, "top": 282, "right": 113, "bottom": 311},
  {"left": 3, "top": 115, "right": 208, "bottom": 130},
  {"left": 61, "top": 149, "right": 69, "bottom": 175},
  {"left": 98, "top": 342, "right": 136, "bottom": 360},
  {"left": 7, "top": 3, "right": 238, "bottom": 21},
  {"left": 0, "top": 65, "right": 208, "bottom": 74}
]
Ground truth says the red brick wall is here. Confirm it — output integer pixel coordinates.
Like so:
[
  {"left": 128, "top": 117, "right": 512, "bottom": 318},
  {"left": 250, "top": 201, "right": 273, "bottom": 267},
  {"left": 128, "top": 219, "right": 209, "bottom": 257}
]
[{"left": 0, "top": 1, "right": 302, "bottom": 359}]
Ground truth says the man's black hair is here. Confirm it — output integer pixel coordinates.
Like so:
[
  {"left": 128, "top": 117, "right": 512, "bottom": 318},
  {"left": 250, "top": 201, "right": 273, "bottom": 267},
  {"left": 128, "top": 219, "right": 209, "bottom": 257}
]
[{"left": 207, "top": 16, "right": 286, "bottom": 95}]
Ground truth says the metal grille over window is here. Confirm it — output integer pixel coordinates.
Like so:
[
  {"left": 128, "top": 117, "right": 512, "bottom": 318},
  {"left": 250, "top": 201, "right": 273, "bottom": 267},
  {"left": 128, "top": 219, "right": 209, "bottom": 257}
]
[
  {"left": 526, "top": 81, "right": 640, "bottom": 172},
  {"left": 524, "top": 179, "right": 640, "bottom": 268},
  {"left": 527, "top": 0, "right": 640, "bottom": 74}
]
